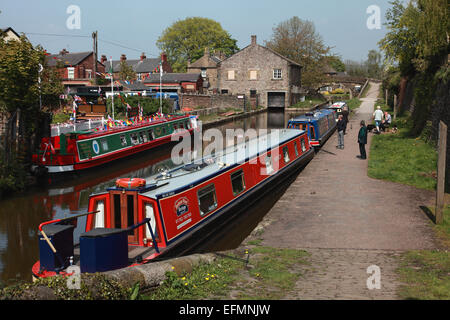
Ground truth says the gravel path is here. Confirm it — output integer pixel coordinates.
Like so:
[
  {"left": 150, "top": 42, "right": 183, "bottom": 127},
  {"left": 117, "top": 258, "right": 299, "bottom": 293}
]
[{"left": 251, "top": 82, "right": 438, "bottom": 299}]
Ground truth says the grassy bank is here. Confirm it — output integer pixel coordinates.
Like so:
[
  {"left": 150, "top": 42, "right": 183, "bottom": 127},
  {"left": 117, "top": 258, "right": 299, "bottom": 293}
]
[
  {"left": 367, "top": 105, "right": 449, "bottom": 299},
  {"left": 142, "top": 246, "right": 309, "bottom": 300}
]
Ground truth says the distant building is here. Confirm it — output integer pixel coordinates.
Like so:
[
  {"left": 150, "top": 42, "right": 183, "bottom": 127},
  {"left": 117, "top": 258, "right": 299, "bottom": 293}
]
[
  {"left": 217, "top": 35, "right": 304, "bottom": 109},
  {"left": 46, "top": 49, "right": 105, "bottom": 91},
  {"left": 103, "top": 52, "right": 173, "bottom": 81},
  {"left": 144, "top": 73, "right": 203, "bottom": 94},
  {"left": 0, "top": 27, "right": 20, "bottom": 42},
  {"left": 187, "top": 47, "right": 226, "bottom": 94}
]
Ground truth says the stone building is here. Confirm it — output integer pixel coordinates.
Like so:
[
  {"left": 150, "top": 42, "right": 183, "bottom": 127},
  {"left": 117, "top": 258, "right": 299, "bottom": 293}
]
[
  {"left": 217, "top": 35, "right": 304, "bottom": 108},
  {"left": 187, "top": 48, "right": 226, "bottom": 94}
]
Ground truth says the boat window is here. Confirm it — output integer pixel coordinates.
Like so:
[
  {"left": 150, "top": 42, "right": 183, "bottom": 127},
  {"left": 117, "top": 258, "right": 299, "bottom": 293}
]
[
  {"left": 283, "top": 146, "right": 290, "bottom": 163},
  {"left": 148, "top": 129, "right": 155, "bottom": 141},
  {"left": 301, "top": 138, "right": 307, "bottom": 152},
  {"left": 120, "top": 135, "right": 127, "bottom": 147},
  {"left": 141, "top": 131, "right": 148, "bottom": 143},
  {"left": 179, "top": 122, "right": 184, "bottom": 129},
  {"left": 162, "top": 126, "right": 167, "bottom": 135},
  {"left": 100, "top": 139, "right": 108, "bottom": 152},
  {"left": 310, "top": 127, "right": 315, "bottom": 140},
  {"left": 145, "top": 203, "right": 158, "bottom": 240},
  {"left": 198, "top": 184, "right": 218, "bottom": 216},
  {"left": 130, "top": 133, "right": 139, "bottom": 145},
  {"left": 294, "top": 142, "right": 299, "bottom": 157},
  {"left": 94, "top": 200, "right": 105, "bottom": 228},
  {"left": 265, "top": 154, "right": 273, "bottom": 175},
  {"left": 127, "top": 195, "right": 135, "bottom": 235},
  {"left": 113, "top": 194, "right": 121, "bottom": 228},
  {"left": 173, "top": 123, "right": 178, "bottom": 130},
  {"left": 230, "top": 169, "right": 245, "bottom": 196}
]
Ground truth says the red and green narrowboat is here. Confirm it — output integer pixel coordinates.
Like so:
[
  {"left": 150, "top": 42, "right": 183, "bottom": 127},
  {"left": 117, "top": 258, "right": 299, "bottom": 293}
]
[
  {"left": 32, "top": 128, "right": 314, "bottom": 278},
  {"left": 31, "top": 114, "right": 198, "bottom": 175}
]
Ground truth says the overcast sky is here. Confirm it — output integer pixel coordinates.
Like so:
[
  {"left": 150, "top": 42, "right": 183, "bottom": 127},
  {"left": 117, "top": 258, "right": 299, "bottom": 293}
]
[{"left": 1, "top": 0, "right": 393, "bottom": 62}]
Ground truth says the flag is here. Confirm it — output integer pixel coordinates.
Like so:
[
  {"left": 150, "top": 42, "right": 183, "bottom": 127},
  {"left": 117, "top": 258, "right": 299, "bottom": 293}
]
[
  {"left": 98, "top": 87, "right": 102, "bottom": 94},
  {"left": 126, "top": 103, "right": 132, "bottom": 110}
]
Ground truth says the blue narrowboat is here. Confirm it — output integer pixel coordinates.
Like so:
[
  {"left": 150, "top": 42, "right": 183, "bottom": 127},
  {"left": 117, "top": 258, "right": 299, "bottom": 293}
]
[{"left": 287, "top": 109, "right": 337, "bottom": 147}]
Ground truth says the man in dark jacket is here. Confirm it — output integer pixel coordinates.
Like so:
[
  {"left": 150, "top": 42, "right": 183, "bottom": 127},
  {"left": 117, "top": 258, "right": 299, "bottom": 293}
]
[
  {"left": 336, "top": 115, "right": 345, "bottom": 149},
  {"left": 357, "top": 120, "right": 368, "bottom": 159}
]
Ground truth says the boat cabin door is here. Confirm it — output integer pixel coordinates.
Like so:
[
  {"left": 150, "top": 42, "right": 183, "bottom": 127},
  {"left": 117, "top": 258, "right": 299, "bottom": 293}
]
[{"left": 110, "top": 191, "right": 139, "bottom": 244}]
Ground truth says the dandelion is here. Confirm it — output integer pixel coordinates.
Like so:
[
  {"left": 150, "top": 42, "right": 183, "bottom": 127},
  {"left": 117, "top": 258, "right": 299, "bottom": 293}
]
[
  {"left": 184, "top": 282, "right": 188, "bottom": 286},
  {"left": 181, "top": 276, "right": 186, "bottom": 281},
  {"left": 205, "top": 277, "right": 210, "bottom": 281},
  {"left": 211, "top": 274, "right": 215, "bottom": 278}
]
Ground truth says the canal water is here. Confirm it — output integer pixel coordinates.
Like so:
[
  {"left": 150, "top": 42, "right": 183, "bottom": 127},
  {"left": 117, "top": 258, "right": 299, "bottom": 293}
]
[{"left": 0, "top": 109, "right": 309, "bottom": 284}]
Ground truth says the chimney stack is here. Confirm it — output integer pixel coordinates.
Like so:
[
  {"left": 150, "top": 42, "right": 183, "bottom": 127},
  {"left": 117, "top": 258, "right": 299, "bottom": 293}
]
[
  {"left": 100, "top": 55, "right": 107, "bottom": 64},
  {"left": 140, "top": 52, "right": 146, "bottom": 61},
  {"left": 60, "top": 48, "right": 69, "bottom": 55},
  {"left": 161, "top": 52, "right": 167, "bottom": 63},
  {"left": 251, "top": 35, "right": 257, "bottom": 46},
  {"left": 120, "top": 54, "right": 127, "bottom": 62}
]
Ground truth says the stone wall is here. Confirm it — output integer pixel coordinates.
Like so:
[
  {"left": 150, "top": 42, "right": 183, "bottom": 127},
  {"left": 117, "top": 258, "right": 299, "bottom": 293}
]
[{"left": 180, "top": 93, "right": 260, "bottom": 111}]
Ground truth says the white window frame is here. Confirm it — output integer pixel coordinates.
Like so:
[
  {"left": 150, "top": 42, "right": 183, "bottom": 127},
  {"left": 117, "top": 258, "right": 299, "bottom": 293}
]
[
  {"left": 67, "top": 67, "right": 75, "bottom": 80},
  {"left": 273, "top": 69, "right": 282, "bottom": 80},
  {"left": 227, "top": 70, "right": 235, "bottom": 80}
]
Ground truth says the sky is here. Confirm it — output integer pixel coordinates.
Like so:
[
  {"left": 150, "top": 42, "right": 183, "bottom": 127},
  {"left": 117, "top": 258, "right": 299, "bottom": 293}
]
[{"left": 0, "top": 0, "right": 394, "bottom": 62}]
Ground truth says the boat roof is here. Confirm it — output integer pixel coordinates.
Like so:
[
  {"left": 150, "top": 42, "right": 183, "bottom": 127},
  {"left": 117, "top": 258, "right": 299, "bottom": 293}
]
[
  {"left": 288, "top": 109, "right": 334, "bottom": 123},
  {"left": 329, "top": 101, "right": 347, "bottom": 108},
  {"left": 126, "top": 129, "right": 305, "bottom": 199}
]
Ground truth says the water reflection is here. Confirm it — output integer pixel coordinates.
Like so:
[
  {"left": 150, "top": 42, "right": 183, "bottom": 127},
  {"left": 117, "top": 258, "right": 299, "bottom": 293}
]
[{"left": 0, "top": 109, "right": 306, "bottom": 283}]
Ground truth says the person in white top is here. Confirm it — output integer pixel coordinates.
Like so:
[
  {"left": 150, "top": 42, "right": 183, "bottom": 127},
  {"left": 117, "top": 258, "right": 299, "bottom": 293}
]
[{"left": 373, "top": 106, "right": 384, "bottom": 134}]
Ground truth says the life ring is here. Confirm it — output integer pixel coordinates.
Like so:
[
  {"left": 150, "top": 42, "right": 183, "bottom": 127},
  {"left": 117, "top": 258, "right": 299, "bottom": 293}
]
[{"left": 116, "top": 178, "right": 146, "bottom": 189}]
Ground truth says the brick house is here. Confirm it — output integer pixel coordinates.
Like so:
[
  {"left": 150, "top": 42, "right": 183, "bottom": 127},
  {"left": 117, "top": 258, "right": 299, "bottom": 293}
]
[
  {"left": 103, "top": 52, "right": 173, "bottom": 81},
  {"left": 187, "top": 47, "right": 226, "bottom": 94},
  {"left": 217, "top": 35, "right": 304, "bottom": 108},
  {"left": 143, "top": 73, "right": 203, "bottom": 94},
  {"left": 46, "top": 49, "right": 105, "bottom": 90}
]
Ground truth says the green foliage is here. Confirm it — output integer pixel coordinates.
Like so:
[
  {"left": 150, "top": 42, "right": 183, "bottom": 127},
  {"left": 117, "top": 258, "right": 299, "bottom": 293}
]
[
  {"left": 157, "top": 17, "right": 239, "bottom": 72},
  {"left": 118, "top": 61, "right": 137, "bottom": 81},
  {"left": 325, "top": 55, "right": 346, "bottom": 72},
  {"left": 265, "top": 16, "right": 331, "bottom": 88},
  {"left": 0, "top": 154, "right": 27, "bottom": 194},
  {"left": 106, "top": 95, "right": 172, "bottom": 118}
]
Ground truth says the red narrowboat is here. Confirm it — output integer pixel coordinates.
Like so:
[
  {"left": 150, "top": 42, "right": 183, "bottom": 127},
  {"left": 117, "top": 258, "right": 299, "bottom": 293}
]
[
  {"left": 31, "top": 114, "right": 198, "bottom": 175},
  {"left": 32, "top": 128, "right": 314, "bottom": 278}
]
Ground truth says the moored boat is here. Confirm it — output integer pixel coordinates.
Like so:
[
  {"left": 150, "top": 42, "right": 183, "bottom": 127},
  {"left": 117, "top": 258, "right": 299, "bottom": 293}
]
[
  {"left": 287, "top": 109, "right": 337, "bottom": 147},
  {"left": 32, "top": 128, "right": 314, "bottom": 278},
  {"left": 31, "top": 114, "right": 198, "bottom": 175}
]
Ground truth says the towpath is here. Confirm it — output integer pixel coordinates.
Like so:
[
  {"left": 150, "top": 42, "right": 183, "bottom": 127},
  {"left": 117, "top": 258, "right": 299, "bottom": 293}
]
[{"left": 250, "top": 82, "right": 438, "bottom": 299}]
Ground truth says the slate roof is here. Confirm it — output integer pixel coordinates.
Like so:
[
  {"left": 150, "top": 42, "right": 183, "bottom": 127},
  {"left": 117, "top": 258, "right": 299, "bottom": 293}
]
[
  {"left": 118, "top": 80, "right": 149, "bottom": 91},
  {"left": 104, "top": 58, "right": 161, "bottom": 73},
  {"left": 144, "top": 73, "right": 201, "bottom": 84},
  {"left": 46, "top": 51, "right": 93, "bottom": 67}
]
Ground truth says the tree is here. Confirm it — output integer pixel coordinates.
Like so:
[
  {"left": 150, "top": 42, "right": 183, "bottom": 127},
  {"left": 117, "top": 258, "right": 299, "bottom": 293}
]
[
  {"left": 366, "top": 50, "right": 382, "bottom": 79},
  {"left": 118, "top": 61, "right": 137, "bottom": 81},
  {"left": 0, "top": 35, "right": 63, "bottom": 179},
  {"left": 326, "top": 55, "right": 346, "bottom": 73},
  {"left": 265, "top": 16, "right": 331, "bottom": 88},
  {"left": 157, "top": 17, "right": 239, "bottom": 72}
]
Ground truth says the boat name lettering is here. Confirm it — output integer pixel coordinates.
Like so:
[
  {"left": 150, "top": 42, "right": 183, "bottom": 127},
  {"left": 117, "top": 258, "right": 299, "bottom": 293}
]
[{"left": 161, "top": 191, "right": 175, "bottom": 198}]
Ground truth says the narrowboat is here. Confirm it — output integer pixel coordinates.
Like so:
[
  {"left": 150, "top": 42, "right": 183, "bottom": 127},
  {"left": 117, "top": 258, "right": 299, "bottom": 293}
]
[
  {"left": 31, "top": 114, "right": 198, "bottom": 175},
  {"left": 287, "top": 109, "right": 337, "bottom": 147},
  {"left": 32, "top": 128, "right": 314, "bottom": 278},
  {"left": 327, "top": 101, "right": 348, "bottom": 118}
]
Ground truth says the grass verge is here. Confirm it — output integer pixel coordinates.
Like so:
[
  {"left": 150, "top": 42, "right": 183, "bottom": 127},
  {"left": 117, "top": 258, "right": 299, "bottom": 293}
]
[{"left": 142, "top": 246, "right": 309, "bottom": 300}]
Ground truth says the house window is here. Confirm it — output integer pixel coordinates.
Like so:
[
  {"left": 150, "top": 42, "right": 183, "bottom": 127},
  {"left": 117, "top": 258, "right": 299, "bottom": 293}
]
[
  {"left": 250, "top": 90, "right": 257, "bottom": 98},
  {"left": 201, "top": 68, "right": 207, "bottom": 78},
  {"left": 198, "top": 184, "right": 218, "bottom": 216},
  {"left": 67, "top": 67, "right": 75, "bottom": 80},
  {"left": 227, "top": 70, "right": 235, "bottom": 80},
  {"left": 249, "top": 70, "right": 258, "bottom": 80},
  {"left": 230, "top": 169, "right": 245, "bottom": 196},
  {"left": 273, "top": 69, "right": 282, "bottom": 79},
  {"left": 221, "top": 89, "right": 229, "bottom": 94},
  {"left": 86, "top": 69, "right": 92, "bottom": 79}
]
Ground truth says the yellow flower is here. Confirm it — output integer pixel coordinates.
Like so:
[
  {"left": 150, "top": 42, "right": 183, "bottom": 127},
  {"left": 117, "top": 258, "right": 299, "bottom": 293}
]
[
  {"left": 181, "top": 276, "right": 186, "bottom": 280},
  {"left": 205, "top": 277, "right": 210, "bottom": 281},
  {"left": 184, "top": 282, "right": 188, "bottom": 286},
  {"left": 211, "top": 274, "right": 215, "bottom": 278},
  {"left": 171, "top": 266, "right": 175, "bottom": 270}
]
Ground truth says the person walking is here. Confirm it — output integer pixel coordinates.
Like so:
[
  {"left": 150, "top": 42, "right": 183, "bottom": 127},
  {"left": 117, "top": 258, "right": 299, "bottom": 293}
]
[
  {"left": 373, "top": 106, "right": 384, "bottom": 134},
  {"left": 342, "top": 105, "right": 349, "bottom": 135},
  {"left": 357, "top": 120, "right": 368, "bottom": 159},
  {"left": 336, "top": 115, "right": 345, "bottom": 149}
]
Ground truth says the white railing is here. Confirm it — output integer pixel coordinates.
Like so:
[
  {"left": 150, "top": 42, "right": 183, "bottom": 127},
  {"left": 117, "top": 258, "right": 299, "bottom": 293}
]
[{"left": 51, "top": 118, "right": 105, "bottom": 137}]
